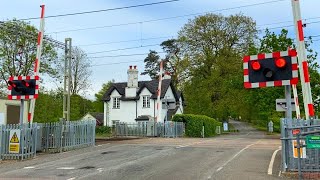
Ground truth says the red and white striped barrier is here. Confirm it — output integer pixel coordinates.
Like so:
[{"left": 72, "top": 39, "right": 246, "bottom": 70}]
[
  {"left": 292, "top": 84, "right": 301, "bottom": 119},
  {"left": 243, "top": 49, "right": 299, "bottom": 88},
  {"left": 291, "top": 0, "right": 314, "bottom": 119},
  {"left": 28, "top": 5, "right": 45, "bottom": 123},
  {"left": 156, "top": 61, "right": 164, "bottom": 122}
]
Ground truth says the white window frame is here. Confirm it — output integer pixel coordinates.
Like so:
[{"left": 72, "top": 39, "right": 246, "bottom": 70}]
[
  {"left": 142, "top": 95, "right": 150, "bottom": 108},
  {"left": 113, "top": 97, "right": 120, "bottom": 109}
]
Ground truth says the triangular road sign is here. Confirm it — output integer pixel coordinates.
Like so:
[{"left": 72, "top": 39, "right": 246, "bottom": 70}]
[{"left": 10, "top": 132, "right": 19, "bottom": 143}]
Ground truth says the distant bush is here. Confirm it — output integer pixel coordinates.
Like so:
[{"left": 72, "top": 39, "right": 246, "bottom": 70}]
[
  {"left": 96, "top": 126, "right": 111, "bottom": 135},
  {"left": 172, "top": 114, "right": 222, "bottom": 137}
]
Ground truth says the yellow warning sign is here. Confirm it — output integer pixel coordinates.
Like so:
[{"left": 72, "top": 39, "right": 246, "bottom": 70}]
[
  {"left": 9, "top": 130, "right": 20, "bottom": 154},
  {"left": 9, "top": 144, "right": 19, "bottom": 153},
  {"left": 10, "top": 132, "right": 19, "bottom": 143},
  {"left": 292, "top": 140, "right": 306, "bottom": 158}
]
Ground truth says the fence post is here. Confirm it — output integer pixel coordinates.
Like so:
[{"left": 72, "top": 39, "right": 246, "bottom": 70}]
[
  {"left": 0, "top": 125, "right": 2, "bottom": 160},
  {"left": 281, "top": 118, "right": 287, "bottom": 172},
  {"left": 297, "top": 133, "right": 302, "bottom": 180}
]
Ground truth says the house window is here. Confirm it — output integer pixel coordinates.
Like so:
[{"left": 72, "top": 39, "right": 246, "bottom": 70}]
[
  {"left": 143, "top": 96, "right": 150, "bottom": 108},
  {"left": 113, "top": 97, "right": 120, "bottom": 109}
]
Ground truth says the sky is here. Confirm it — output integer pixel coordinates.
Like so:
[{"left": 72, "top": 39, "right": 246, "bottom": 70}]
[{"left": 1, "top": 0, "right": 319, "bottom": 100}]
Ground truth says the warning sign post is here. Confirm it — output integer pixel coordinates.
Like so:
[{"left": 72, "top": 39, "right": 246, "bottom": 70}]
[{"left": 9, "top": 130, "right": 20, "bottom": 154}]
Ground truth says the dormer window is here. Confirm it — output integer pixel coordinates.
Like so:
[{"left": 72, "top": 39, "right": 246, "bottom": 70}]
[{"left": 143, "top": 96, "right": 150, "bottom": 108}]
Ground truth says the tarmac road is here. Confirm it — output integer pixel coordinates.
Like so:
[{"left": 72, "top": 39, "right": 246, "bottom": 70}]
[{"left": 0, "top": 120, "right": 283, "bottom": 180}]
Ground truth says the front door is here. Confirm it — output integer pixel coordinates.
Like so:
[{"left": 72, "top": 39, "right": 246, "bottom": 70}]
[{"left": 7, "top": 105, "right": 20, "bottom": 124}]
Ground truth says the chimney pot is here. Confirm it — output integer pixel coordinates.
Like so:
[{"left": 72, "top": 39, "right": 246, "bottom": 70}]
[
  {"left": 129, "top": 65, "right": 132, "bottom": 69},
  {"left": 134, "top": 65, "right": 137, "bottom": 69}
]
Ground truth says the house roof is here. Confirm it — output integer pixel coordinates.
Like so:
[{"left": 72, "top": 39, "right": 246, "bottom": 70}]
[
  {"left": 167, "top": 106, "right": 180, "bottom": 121},
  {"left": 102, "top": 79, "right": 181, "bottom": 102},
  {"left": 84, "top": 112, "right": 103, "bottom": 126}
]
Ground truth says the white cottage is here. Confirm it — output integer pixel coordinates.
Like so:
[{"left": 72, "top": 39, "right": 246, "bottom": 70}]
[{"left": 102, "top": 66, "right": 184, "bottom": 127}]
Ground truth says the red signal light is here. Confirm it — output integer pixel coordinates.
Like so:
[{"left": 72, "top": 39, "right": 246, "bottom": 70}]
[
  {"left": 8, "top": 81, "right": 16, "bottom": 88},
  {"left": 251, "top": 61, "right": 261, "bottom": 71},
  {"left": 275, "top": 58, "right": 286, "bottom": 68},
  {"left": 22, "top": 80, "right": 30, "bottom": 87}
]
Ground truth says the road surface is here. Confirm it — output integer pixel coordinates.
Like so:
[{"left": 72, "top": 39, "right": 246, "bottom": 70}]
[{"left": 0, "top": 120, "right": 283, "bottom": 180}]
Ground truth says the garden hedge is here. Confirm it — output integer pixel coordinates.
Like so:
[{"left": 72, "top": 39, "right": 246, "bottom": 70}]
[
  {"left": 172, "top": 114, "right": 222, "bottom": 137},
  {"left": 95, "top": 126, "right": 111, "bottom": 135}
]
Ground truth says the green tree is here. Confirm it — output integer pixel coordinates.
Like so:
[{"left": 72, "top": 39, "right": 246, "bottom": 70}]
[
  {"left": 57, "top": 47, "right": 92, "bottom": 95},
  {"left": 34, "top": 89, "right": 63, "bottom": 123},
  {"left": 141, "top": 39, "right": 188, "bottom": 88},
  {"left": 70, "top": 94, "right": 94, "bottom": 120},
  {"left": 178, "top": 13, "right": 257, "bottom": 119},
  {"left": 93, "top": 80, "right": 114, "bottom": 112},
  {"left": 0, "top": 20, "right": 58, "bottom": 92},
  {"left": 141, "top": 50, "right": 160, "bottom": 79}
]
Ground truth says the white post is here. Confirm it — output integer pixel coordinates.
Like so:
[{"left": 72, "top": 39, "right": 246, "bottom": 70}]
[
  {"left": 292, "top": 84, "right": 301, "bottom": 119},
  {"left": 156, "top": 60, "right": 163, "bottom": 122},
  {"left": 291, "top": 0, "right": 314, "bottom": 119},
  {"left": 103, "top": 101, "right": 108, "bottom": 126}
]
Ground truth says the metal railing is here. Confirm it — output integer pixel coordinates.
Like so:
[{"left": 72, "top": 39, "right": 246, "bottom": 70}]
[
  {"left": 0, "top": 123, "right": 37, "bottom": 160},
  {"left": 0, "top": 120, "right": 96, "bottom": 160},
  {"left": 38, "top": 120, "right": 96, "bottom": 153},
  {"left": 281, "top": 118, "right": 320, "bottom": 172},
  {"left": 115, "top": 121, "right": 184, "bottom": 138}
]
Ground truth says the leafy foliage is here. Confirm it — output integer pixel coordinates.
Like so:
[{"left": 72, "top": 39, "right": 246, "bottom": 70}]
[
  {"left": 96, "top": 126, "right": 111, "bottom": 135},
  {"left": 0, "top": 20, "right": 58, "bottom": 93},
  {"left": 141, "top": 39, "right": 188, "bottom": 88},
  {"left": 178, "top": 13, "right": 257, "bottom": 119},
  {"left": 172, "top": 114, "right": 221, "bottom": 137},
  {"left": 56, "top": 47, "right": 92, "bottom": 95},
  {"left": 33, "top": 89, "right": 95, "bottom": 123},
  {"left": 93, "top": 80, "right": 114, "bottom": 112}
]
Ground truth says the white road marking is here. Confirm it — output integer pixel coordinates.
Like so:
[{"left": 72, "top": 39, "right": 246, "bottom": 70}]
[
  {"left": 268, "top": 146, "right": 281, "bottom": 175},
  {"left": 216, "top": 167, "right": 223, "bottom": 172},
  {"left": 23, "top": 166, "right": 35, "bottom": 169},
  {"left": 67, "top": 177, "right": 76, "bottom": 180},
  {"left": 278, "top": 170, "right": 282, "bottom": 177},
  {"left": 97, "top": 168, "right": 103, "bottom": 172},
  {"left": 215, "top": 141, "right": 259, "bottom": 172},
  {"left": 176, "top": 141, "right": 205, "bottom": 149},
  {"left": 57, "top": 167, "right": 75, "bottom": 170},
  {"left": 175, "top": 145, "right": 185, "bottom": 149}
]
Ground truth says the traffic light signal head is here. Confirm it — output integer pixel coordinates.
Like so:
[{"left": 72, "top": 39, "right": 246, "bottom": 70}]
[
  {"left": 8, "top": 76, "right": 39, "bottom": 100},
  {"left": 243, "top": 49, "right": 298, "bottom": 88}
]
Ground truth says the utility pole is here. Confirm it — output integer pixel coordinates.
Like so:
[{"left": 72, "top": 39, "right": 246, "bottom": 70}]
[{"left": 63, "top": 38, "right": 72, "bottom": 121}]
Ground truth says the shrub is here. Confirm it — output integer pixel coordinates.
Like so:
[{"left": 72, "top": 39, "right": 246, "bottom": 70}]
[
  {"left": 172, "top": 114, "right": 222, "bottom": 137},
  {"left": 96, "top": 126, "right": 111, "bottom": 135}
]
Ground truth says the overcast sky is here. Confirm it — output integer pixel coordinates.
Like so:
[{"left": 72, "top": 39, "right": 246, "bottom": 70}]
[{"left": 1, "top": 0, "right": 319, "bottom": 100}]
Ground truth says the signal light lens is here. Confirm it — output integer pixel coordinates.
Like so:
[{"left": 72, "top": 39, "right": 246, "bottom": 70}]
[
  {"left": 22, "top": 80, "right": 30, "bottom": 87},
  {"left": 251, "top": 61, "right": 261, "bottom": 71},
  {"left": 263, "top": 68, "right": 274, "bottom": 79},
  {"left": 8, "top": 81, "right": 16, "bottom": 88},
  {"left": 275, "top": 58, "right": 286, "bottom": 68}
]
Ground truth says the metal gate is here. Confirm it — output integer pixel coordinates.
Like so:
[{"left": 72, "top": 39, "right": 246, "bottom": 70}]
[
  {"left": 281, "top": 118, "right": 320, "bottom": 172},
  {"left": 0, "top": 123, "right": 38, "bottom": 160},
  {"left": 115, "top": 121, "right": 184, "bottom": 137}
]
